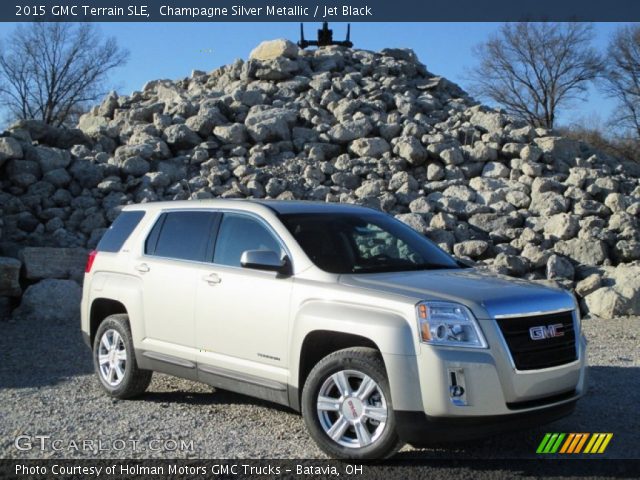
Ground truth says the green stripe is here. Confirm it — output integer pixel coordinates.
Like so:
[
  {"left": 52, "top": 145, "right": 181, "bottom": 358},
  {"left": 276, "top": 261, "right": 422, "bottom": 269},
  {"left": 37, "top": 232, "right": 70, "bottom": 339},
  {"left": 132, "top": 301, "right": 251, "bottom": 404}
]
[
  {"left": 543, "top": 433, "right": 559, "bottom": 453},
  {"left": 537, "top": 433, "right": 552, "bottom": 453},
  {"left": 550, "top": 433, "right": 566, "bottom": 453}
]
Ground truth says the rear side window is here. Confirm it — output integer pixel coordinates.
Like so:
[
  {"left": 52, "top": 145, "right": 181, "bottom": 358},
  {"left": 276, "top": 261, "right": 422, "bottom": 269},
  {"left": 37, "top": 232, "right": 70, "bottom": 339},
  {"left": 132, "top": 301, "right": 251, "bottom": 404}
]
[
  {"left": 97, "top": 211, "right": 145, "bottom": 253},
  {"left": 145, "top": 211, "right": 218, "bottom": 262}
]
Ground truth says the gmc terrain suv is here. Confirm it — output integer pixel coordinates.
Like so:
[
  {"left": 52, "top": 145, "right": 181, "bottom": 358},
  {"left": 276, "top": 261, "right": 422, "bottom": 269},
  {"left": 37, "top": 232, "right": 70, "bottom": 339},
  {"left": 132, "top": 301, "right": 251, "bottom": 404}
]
[{"left": 81, "top": 200, "right": 587, "bottom": 459}]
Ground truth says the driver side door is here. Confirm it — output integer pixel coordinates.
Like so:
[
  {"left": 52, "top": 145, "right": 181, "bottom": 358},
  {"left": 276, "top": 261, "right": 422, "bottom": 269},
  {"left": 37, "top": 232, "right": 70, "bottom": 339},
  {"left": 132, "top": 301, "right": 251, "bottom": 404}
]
[{"left": 194, "top": 212, "right": 293, "bottom": 388}]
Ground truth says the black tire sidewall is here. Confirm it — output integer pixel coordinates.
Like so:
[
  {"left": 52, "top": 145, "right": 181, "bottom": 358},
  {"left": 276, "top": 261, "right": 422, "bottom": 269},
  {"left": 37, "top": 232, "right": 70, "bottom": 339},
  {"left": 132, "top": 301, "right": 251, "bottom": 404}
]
[
  {"left": 92, "top": 315, "right": 138, "bottom": 398},
  {"left": 301, "top": 349, "right": 400, "bottom": 460}
]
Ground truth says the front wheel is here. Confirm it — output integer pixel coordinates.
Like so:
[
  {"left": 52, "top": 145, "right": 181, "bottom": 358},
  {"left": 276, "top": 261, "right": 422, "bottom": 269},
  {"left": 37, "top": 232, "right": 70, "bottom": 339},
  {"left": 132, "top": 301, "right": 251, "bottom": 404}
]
[
  {"left": 92, "top": 314, "right": 152, "bottom": 399},
  {"left": 301, "top": 347, "right": 403, "bottom": 459}
]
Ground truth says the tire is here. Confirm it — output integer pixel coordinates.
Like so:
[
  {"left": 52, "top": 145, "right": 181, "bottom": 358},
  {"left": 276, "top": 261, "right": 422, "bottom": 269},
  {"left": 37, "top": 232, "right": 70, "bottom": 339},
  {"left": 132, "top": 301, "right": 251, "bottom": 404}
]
[
  {"left": 92, "top": 314, "right": 152, "bottom": 399},
  {"left": 301, "top": 347, "right": 403, "bottom": 460}
]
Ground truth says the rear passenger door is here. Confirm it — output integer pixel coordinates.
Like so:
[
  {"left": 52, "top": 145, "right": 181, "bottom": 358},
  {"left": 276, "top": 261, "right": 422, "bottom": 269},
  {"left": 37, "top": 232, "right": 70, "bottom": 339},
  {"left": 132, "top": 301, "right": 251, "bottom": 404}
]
[
  {"left": 195, "top": 212, "right": 293, "bottom": 386},
  {"left": 136, "top": 210, "right": 220, "bottom": 365}
]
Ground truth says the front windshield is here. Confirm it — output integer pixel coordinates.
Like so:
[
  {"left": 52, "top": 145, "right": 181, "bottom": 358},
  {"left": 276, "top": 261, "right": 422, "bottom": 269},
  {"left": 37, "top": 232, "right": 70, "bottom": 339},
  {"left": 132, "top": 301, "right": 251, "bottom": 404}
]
[{"left": 280, "top": 212, "right": 462, "bottom": 274}]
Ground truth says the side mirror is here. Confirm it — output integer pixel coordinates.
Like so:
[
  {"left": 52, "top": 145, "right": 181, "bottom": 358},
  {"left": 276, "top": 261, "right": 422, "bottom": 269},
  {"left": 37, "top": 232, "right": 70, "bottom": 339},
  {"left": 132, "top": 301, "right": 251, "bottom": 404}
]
[{"left": 240, "top": 250, "right": 291, "bottom": 275}]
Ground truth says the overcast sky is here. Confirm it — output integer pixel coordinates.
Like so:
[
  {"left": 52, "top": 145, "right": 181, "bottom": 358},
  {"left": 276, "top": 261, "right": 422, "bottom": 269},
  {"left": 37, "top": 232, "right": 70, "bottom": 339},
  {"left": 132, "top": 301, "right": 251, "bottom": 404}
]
[{"left": 0, "top": 22, "right": 632, "bottom": 128}]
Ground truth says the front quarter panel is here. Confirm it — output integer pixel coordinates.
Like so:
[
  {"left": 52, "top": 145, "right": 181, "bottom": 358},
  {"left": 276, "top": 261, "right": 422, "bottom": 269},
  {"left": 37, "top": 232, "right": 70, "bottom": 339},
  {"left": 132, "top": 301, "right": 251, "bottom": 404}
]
[{"left": 290, "top": 299, "right": 424, "bottom": 411}]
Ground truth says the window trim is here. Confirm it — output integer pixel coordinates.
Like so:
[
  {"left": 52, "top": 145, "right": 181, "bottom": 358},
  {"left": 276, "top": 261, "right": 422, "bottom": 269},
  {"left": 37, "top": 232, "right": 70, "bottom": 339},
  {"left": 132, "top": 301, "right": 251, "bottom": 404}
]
[
  {"left": 211, "top": 210, "right": 292, "bottom": 270},
  {"left": 143, "top": 210, "right": 220, "bottom": 263},
  {"left": 140, "top": 208, "right": 293, "bottom": 272}
]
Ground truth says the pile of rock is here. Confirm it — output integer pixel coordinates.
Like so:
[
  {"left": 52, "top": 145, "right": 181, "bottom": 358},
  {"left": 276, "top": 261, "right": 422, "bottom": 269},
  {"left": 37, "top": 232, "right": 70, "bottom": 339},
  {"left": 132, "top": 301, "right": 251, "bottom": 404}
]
[{"left": 0, "top": 39, "right": 639, "bottom": 319}]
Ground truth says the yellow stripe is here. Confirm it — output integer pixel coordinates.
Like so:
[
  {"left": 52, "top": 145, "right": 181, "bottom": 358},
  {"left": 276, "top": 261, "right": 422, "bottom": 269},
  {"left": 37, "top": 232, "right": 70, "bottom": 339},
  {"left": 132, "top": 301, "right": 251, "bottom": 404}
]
[
  {"left": 567, "top": 434, "right": 582, "bottom": 453},
  {"left": 560, "top": 433, "right": 576, "bottom": 453},
  {"left": 583, "top": 433, "right": 598, "bottom": 453},
  {"left": 590, "top": 434, "right": 606, "bottom": 453},
  {"left": 597, "top": 434, "right": 613, "bottom": 454},
  {"left": 574, "top": 434, "right": 589, "bottom": 454}
]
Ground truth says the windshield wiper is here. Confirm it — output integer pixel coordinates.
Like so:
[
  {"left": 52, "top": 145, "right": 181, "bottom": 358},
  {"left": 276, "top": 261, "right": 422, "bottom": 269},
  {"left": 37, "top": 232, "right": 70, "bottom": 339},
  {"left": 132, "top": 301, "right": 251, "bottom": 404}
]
[{"left": 352, "top": 263, "right": 460, "bottom": 274}]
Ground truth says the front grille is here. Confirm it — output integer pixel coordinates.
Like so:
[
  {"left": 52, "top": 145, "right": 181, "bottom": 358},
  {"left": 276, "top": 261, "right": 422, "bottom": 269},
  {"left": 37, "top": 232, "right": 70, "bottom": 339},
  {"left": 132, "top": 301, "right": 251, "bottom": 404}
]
[{"left": 496, "top": 311, "right": 577, "bottom": 370}]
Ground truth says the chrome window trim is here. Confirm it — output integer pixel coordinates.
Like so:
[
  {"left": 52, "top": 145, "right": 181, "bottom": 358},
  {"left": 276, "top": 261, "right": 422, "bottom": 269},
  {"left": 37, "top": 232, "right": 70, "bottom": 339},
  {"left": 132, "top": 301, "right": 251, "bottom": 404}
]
[{"left": 139, "top": 207, "right": 294, "bottom": 273}]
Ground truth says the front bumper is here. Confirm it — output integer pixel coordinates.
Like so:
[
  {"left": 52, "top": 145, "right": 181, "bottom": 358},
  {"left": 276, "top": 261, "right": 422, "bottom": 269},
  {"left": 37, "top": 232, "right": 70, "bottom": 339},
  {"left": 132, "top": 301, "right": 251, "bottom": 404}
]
[{"left": 395, "top": 399, "right": 577, "bottom": 446}]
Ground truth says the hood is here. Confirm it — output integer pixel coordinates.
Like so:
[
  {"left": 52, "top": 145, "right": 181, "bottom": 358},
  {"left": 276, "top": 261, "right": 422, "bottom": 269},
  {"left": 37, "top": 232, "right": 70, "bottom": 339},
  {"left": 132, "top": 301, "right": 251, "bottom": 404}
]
[{"left": 339, "top": 268, "right": 575, "bottom": 319}]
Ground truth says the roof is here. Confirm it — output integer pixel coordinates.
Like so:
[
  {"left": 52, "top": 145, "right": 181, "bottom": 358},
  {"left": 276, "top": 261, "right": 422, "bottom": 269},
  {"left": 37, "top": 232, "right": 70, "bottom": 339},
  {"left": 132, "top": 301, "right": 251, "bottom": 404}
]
[
  {"left": 253, "top": 200, "right": 380, "bottom": 215},
  {"left": 121, "top": 199, "right": 380, "bottom": 216}
]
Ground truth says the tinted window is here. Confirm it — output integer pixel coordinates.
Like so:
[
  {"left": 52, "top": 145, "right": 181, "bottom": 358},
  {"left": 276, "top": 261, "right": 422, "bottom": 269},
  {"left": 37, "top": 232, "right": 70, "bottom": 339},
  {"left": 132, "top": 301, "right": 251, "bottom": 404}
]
[
  {"left": 147, "top": 211, "right": 217, "bottom": 262},
  {"left": 280, "top": 212, "right": 461, "bottom": 274},
  {"left": 213, "top": 214, "right": 283, "bottom": 267},
  {"left": 97, "top": 211, "right": 145, "bottom": 253}
]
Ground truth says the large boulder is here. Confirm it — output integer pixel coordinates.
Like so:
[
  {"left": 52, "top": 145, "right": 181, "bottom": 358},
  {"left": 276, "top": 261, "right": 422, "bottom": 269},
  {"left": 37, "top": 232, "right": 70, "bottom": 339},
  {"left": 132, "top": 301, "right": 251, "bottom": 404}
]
[
  {"left": 245, "top": 107, "right": 297, "bottom": 142},
  {"left": 0, "top": 137, "right": 24, "bottom": 168},
  {"left": 21, "top": 247, "right": 88, "bottom": 281},
  {"left": 13, "top": 279, "right": 82, "bottom": 323},
  {"left": 249, "top": 39, "right": 299, "bottom": 61},
  {"left": 584, "top": 287, "right": 631, "bottom": 318},
  {"left": 554, "top": 238, "right": 608, "bottom": 265}
]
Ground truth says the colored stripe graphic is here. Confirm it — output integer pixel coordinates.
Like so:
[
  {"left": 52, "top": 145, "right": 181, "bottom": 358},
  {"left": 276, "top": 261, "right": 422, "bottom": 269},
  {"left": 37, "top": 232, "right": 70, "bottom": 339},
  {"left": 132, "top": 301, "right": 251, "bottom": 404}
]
[{"left": 538, "top": 433, "right": 613, "bottom": 454}]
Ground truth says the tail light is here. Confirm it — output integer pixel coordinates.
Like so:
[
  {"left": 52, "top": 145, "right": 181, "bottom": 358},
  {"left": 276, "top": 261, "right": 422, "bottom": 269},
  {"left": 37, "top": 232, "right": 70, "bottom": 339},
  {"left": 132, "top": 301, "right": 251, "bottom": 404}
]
[{"left": 85, "top": 250, "right": 97, "bottom": 273}]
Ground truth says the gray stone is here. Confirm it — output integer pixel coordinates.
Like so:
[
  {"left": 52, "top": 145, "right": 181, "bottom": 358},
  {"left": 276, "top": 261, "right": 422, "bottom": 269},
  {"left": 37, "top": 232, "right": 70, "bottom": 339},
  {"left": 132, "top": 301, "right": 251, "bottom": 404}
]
[
  {"left": 543, "top": 213, "right": 579, "bottom": 240},
  {"left": 575, "top": 274, "right": 602, "bottom": 297},
  {"left": 21, "top": 247, "right": 88, "bottom": 281},
  {"left": 453, "top": 240, "right": 489, "bottom": 259},
  {"left": 349, "top": 137, "right": 390, "bottom": 158},
  {"left": 0, "top": 257, "right": 21, "bottom": 297},
  {"left": 554, "top": 238, "right": 608, "bottom": 265},
  {"left": 121, "top": 156, "right": 150, "bottom": 177},
  {"left": 546, "top": 254, "right": 574, "bottom": 280},
  {"left": 250, "top": 39, "right": 299, "bottom": 61},
  {"left": 245, "top": 107, "right": 297, "bottom": 142},
  {"left": 13, "top": 279, "right": 82, "bottom": 323},
  {"left": 214, "top": 124, "right": 248, "bottom": 144},
  {"left": 396, "top": 213, "right": 429, "bottom": 235},
  {"left": 396, "top": 136, "right": 427, "bottom": 165},
  {"left": 0, "top": 137, "right": 24, "bottom": 168},
  {"left": 584, "top": 287, "right": 630, "bottom": 318},
  {"left": 163, "top": 124, "right": 201, "bottom": 150}
]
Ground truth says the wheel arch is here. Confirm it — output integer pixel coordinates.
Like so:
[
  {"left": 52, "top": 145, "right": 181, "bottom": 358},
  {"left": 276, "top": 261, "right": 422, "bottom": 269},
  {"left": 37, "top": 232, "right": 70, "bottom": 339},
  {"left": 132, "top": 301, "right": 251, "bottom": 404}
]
[{"left": 289, "top": 301, "right": 423, "bottom": 412}]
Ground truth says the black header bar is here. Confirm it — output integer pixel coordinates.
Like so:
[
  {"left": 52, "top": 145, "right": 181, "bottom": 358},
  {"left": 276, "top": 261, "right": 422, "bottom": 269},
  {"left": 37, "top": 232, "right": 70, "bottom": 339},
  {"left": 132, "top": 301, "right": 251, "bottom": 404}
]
[{"left": 3, "top": 0, "right": 640, "bottom": 22}]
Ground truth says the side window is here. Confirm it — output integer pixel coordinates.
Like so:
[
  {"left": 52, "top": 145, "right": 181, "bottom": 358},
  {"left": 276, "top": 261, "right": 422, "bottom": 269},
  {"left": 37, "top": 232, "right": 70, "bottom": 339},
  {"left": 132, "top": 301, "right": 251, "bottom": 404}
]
[
  {"left": 213, "top": 213, "right": 283, "bottom": 267},
  {"left": 145, "top": 211, "right": 218, "bottom": 262},
  {"left": 97, "top": 210, "right": 145, "bottom": 253}
]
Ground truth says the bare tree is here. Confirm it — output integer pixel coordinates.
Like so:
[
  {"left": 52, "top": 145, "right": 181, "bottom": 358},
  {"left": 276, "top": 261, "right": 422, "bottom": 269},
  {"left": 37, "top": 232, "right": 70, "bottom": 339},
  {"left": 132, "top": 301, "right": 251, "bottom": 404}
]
[
  {"left": 605, "top": 25, "right": 640, "bottom": 139},
  {"left": 0, "top": 23, "right": 128, "bottom": 127},
  {"left": 470, "top": 23, "right": 603, "bottom": 129}
]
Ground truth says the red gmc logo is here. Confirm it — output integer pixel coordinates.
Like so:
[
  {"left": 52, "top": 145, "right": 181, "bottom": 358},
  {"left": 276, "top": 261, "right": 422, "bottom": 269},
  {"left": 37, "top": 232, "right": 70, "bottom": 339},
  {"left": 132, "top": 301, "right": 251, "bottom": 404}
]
[{"left": 529, "top": 323, "right": 564, "bottom": 340}]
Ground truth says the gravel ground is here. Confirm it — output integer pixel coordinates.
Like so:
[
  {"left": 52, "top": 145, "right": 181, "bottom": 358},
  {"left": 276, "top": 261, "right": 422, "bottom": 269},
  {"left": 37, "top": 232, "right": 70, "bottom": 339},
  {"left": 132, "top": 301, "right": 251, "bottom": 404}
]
[{"left": 0, "top": 314, "right": 638, "bottom": 462}]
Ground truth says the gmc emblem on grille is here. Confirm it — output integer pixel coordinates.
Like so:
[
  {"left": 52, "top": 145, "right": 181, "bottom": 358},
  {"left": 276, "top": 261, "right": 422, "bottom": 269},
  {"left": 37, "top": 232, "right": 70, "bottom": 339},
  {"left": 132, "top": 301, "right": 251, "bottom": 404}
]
[{"left": 529, "top": 323, "right": 565, "bottom": 340}]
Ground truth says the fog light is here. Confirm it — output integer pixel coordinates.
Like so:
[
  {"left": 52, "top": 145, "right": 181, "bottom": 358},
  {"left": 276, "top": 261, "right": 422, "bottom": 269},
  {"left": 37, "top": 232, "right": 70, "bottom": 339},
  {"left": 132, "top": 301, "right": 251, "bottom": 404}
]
[
  {"left": 448, "top": 368, "right": 468, "bottom": 406},
  {"left": 450, "top": 385, "right": 465, "bottom": 397}
]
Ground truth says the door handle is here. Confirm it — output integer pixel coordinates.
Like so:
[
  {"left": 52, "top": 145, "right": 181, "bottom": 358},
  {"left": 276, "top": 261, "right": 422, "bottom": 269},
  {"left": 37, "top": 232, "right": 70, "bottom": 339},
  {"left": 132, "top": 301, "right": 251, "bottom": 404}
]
[
  {"left": 135, "top": 263, "right": 150, "bottom": 273},
  {"left": 203, "top": 273, "right": 222, "bottom": 285}
]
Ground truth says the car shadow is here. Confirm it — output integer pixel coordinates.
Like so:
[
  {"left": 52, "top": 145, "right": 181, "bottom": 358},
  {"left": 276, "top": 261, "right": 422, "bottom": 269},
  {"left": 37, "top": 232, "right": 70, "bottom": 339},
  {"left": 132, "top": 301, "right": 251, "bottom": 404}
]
[{"left": 139, "top": 384, "right": 295, "bottom": 414}]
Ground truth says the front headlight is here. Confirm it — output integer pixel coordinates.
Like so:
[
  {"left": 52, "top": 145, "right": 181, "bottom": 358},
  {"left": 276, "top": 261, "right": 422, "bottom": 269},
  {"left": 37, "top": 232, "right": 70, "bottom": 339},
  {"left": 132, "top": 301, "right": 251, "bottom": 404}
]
[{"left": 416, "top": 301, "right": 487, "bottom": 348}]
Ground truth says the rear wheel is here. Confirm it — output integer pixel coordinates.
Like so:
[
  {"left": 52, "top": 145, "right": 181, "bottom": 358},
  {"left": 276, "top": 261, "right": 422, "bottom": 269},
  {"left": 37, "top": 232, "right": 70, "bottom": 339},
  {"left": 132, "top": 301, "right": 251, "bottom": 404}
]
[
  {"left": 93, "top": 314, "right": 152, "bottom": 399},
  {"left": 301, "top": 347, "right": 403, "bottom": 459}
]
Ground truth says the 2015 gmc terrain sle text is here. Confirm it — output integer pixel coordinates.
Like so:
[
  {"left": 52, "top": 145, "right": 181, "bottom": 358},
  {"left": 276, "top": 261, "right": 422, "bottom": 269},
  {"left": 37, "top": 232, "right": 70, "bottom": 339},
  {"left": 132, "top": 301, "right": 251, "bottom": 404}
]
[{"left": 80, "top": 200, "right": 587, "bottom": 459}]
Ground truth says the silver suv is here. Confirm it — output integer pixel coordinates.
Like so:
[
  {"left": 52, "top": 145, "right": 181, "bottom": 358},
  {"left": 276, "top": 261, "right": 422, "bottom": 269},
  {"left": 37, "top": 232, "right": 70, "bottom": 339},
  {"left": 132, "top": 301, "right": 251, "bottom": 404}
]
[{"left": 81, "top": 200, "right": 587, "bottom": 459}]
